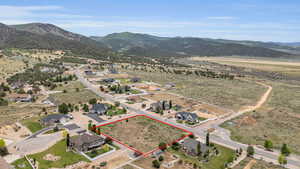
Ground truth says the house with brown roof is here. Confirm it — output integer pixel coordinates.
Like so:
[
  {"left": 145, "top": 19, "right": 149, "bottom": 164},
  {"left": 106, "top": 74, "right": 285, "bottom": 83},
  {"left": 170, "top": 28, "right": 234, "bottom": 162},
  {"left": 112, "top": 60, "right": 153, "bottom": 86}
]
[{"left": 70, "top": 134, "right": 105, "bottom": 152}]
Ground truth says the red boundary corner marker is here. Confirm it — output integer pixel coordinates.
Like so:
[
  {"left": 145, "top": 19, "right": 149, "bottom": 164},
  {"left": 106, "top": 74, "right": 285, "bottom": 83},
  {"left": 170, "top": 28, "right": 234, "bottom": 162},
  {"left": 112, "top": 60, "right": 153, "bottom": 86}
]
[{"left": 96, "top": 114, "right": 193, "bottom": 157}]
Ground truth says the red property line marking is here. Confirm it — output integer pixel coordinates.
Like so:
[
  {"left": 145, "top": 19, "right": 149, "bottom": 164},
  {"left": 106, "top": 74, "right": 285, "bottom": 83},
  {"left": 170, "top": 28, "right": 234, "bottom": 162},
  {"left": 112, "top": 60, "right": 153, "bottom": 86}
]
[{"left": 96, "top": 114, "right": 193, "bottom": 157}]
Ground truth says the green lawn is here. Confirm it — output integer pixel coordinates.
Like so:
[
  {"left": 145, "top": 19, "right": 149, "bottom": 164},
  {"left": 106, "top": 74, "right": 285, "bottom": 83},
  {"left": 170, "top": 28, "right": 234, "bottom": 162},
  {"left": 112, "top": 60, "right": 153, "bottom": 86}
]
[
  {"left": 106, "top": 108, "right": 127, "bottom": 116},
  {"left": 27, "top": 139, "right": 89, "bottom": 169},
  {"left": 130, "top": 89, "right": 141, "bottom": 94},
  {"left": 21, "top": 116, "right": 44, "bottom": 133},
  {"left": 85, "top": 144, "right": 113, "bottom": 158},
  {"left": 168, "top": 144, "right": 235, "bottom": 169},
  {"left": 12, "top": 158, "right": 32, "bottom": 169}
]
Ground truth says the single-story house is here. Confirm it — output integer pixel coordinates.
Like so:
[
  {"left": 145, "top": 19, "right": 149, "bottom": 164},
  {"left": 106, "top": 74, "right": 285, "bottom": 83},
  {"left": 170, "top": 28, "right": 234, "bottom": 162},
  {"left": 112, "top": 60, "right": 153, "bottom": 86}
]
[
  {"left": 175, "top": 112, "right": 199, "bottom": 123},
  {"left": 70, "top": 133, "right": 105, "bottom": 152},
  {"left": 8, "top": 93, "right": 33, "bottom": 102},
  {"left": 41, "top": 114, "right": 71, "bottom": 126},
  {"left": 182, "top": 138, "right": 208, "bottom": 156},
  {"left": 90, "top": 103, "right": 109, "bottom": 115}
]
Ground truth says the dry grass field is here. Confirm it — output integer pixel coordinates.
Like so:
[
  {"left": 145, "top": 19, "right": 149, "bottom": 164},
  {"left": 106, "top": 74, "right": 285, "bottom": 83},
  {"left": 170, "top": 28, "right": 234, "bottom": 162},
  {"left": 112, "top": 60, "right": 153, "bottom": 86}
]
[
  {"left": 143, "top": 92, "right": 228, "bottom": 117},
  {"left": 54, "top": 81, "right": 85, "bottom": 91},
  {"left": 50, "top": 89, "right": 100, "bottom": 105},
  {"left": 0, "top": 102, "right": 54, "bottom": 126},
  {"left": 0, "top": 57, "right": 26, "bottom": 81},
  {"left": 223, "top": 81, "right": 300, "bottom": 154},
  {"left": 100, "top": 115, "right": 189, "bottom": 153},
  {"left": 233, "top": 157, "right": 285, "bottom": 169},
  {"left": 191, "top": 57, "right": 300, "bottom": 79},
  {"left": 9, "top": 49, "right": 62, "bottom": 62},
  {"left": 50, "top": 80, "right": 101, "bottom": 104},
  {"left": 124, "top": 69, "right": 266, "bottom": 111}
]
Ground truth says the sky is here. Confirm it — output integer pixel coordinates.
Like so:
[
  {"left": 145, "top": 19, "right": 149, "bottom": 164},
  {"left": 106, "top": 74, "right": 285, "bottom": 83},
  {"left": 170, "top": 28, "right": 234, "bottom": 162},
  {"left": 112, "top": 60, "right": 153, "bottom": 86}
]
[{"left": 0, "top": 0, "right": 300, "bottom": 42}]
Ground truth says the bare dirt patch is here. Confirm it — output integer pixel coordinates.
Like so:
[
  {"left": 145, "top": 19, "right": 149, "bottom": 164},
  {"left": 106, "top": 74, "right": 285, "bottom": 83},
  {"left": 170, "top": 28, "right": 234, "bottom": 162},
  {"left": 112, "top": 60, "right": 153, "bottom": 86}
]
[
  {"left": 43, "top": 154, "right": 61, "bottom": 161},
  {"left": 99, "top": 115, "right": 190, "bottom": 153}
]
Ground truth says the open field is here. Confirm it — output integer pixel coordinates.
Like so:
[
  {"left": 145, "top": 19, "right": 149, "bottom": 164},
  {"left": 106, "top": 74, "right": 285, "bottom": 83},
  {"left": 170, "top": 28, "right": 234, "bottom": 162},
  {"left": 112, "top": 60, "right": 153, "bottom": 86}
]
[
  {"left": 50, "top": 89, "right": 100, "bottom": 104},
  {"left": 12, "top": 139, "right": 89, "bottom": 169},
  {"left": 233, "top": 157, "right": 285, "bottom": 169},
  {"left": 99, "top": 115, "right": 190, "bottom": 153},
  {"left": 0, "top": 102, "right": 53, "bottom": 126},
  {"left": 124, "top": 69, "right": 266, "bottom": 111},
  {"left": 9, "top": 49, "right": 62, "bottom": 62},
  {"left": 143, "top": 92, "right": 228, "bottom": 116},
  {"left": 222, "top": 81, "right": 300, "bottom": 154},
  {"left": 191, "top": 57, "right": 300, "bottom": 79},
  {"left": 53, "top": 81, "right": 85, "bottom": 91},
  {"left": 0, "top": 57, "right": 26, "bottom": 81}
]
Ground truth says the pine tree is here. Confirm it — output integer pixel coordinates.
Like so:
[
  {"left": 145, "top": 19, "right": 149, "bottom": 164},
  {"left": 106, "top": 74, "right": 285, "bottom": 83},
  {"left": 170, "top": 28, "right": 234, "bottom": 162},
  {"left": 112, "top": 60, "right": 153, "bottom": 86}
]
[{"left": 206, "top": 132, "right": 210, "bottom": 146}]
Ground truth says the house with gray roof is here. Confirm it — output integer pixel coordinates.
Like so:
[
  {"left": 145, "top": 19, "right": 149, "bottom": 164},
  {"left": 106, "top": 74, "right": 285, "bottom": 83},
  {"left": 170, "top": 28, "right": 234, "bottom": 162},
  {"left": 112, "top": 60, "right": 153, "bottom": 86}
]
[
  {"left": 70, "top": 134, "right": 105, "bottom": 152},
  {"left": 175, "top": 112, "right": 199, "bottom": 123},
  {"left": 182, "top": 138, "right": 208, "bottom": 156},
  {"left": 41, "top": 114, "right": 71, "bottom": 126},
  {"left": 90, "top": 103, "right": 109, "bottom": 115}
]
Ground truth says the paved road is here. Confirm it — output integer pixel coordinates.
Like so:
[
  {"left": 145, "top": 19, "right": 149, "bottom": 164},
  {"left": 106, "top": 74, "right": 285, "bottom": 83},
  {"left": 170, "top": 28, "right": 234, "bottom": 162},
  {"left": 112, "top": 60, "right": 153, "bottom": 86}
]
[
  {"left": 75, "top": 69, "right": 300, "bottom": 169},
  {"left": 25, "top": 126, "right": 54, "bottom": 140}
]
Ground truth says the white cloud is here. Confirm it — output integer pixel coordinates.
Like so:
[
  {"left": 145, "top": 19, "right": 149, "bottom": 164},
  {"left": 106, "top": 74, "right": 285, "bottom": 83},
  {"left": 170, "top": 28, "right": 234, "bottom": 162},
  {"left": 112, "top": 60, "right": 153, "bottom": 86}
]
[{"left": 0, "top": 5, "right": 91, "bottom": 19}]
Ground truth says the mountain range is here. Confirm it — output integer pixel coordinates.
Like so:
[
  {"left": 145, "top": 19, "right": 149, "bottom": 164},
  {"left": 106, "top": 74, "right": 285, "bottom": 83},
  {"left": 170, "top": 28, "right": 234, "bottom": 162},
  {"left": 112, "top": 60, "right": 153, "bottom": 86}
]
[
  {"left": 0, "top": 22, "right": 299, "bottom": 60},
  {"left": 0, "top": 23, "right": 111, "bottom": 58}
]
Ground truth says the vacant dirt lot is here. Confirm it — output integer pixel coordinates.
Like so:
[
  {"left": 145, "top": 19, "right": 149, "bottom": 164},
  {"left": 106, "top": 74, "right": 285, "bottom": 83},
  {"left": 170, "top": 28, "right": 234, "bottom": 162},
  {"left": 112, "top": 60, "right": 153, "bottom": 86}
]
[
  {"left": 143, "top": 92, "right": 198, "bottom": 108},
  {"left": 100, "top": 115, "right": 189, "bottom": 153}
]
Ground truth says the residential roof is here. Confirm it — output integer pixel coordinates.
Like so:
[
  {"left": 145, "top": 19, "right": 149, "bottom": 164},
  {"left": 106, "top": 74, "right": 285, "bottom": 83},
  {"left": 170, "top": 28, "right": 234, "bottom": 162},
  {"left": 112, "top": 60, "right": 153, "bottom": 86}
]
[
  {"left": 102, "top": 78, "right": 115, "bottom": 83},
  {"left": 91, "top": 103, "right": 108, "bottom": 112},
  {"left": 70, "top": 134, "right": 104, "bottom": 147},
  {"left": 64, "top": 123, "right": 80, "bottom": 131},
  {"left": 182, "top": 138, "right": 208, "bottom": 154},
  {"left": 41, "top": 114, "right": 68, "bottom": 123},
  {"left": 86, "top": 113, "right": 106, "bottom": 123},
  {"left": 176, "top": 112, "right": 198, "bottom": 120}
]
